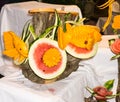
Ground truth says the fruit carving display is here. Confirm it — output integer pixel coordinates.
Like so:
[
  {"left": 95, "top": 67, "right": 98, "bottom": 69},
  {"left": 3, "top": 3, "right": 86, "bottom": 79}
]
[{"left": 2, "top": 8, "right": 102, "bottom": 83}]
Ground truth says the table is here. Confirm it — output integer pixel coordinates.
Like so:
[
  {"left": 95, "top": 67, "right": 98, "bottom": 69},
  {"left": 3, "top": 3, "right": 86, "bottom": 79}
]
[
  {"left": 0, "top": 2, "right": 118, "bottom": 102},
  {"left": 0, "top": 35, "right": 118, "bottom": 102}
]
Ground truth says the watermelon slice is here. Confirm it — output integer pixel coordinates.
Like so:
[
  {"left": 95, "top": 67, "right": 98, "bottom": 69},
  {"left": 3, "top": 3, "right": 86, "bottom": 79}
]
[
  {"left": 65, "top": 43, "right": 98, "bottom": 59},
  {"left": 28, "top": 38, "right": 67, "bottom": 79}
]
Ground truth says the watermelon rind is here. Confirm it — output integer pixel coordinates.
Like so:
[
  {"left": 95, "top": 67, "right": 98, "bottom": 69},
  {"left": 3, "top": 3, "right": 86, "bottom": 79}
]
[
  {"left": 28, "top": 38, "right": 67, "bottom": 79},
  {"left": 65, "top": 43, "right": 98, "bottom": 59}
]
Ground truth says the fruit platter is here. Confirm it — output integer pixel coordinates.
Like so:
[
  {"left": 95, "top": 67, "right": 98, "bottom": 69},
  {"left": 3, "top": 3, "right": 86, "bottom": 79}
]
[{"left": 2, "top": 8, "right": 102, "bottom": 84}]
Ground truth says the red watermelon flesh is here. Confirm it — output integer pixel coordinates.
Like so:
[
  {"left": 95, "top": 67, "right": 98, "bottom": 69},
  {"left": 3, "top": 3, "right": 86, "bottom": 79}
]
[
  {"left": 34, "top": 43, "right": 62, "bottom": 74},
  {"left": 68, "top": 43, "right": 92, "bottom": 53},
  {"left": 66, "top": 43, "right": 98, "bottom": 59}
]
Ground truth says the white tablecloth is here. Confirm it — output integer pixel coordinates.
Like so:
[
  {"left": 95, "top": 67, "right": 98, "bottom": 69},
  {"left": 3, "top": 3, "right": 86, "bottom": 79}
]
[{"left": 0, "top": 2, "right": 118, "bottom": 102}]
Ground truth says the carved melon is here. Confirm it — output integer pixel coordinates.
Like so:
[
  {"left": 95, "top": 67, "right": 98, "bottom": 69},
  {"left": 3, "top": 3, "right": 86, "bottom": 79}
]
[
  {"left": 28, "top": 38, "right": 67, "bottom": 79},
  {"left": 66, "top": 43, "right": 98, "bottom": 59}
]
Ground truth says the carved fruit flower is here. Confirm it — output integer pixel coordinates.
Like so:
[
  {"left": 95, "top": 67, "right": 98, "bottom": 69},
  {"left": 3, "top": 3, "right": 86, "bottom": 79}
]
[
  {"left": 109, "top": 38, "right": 120, "bottom": 60},
  {"left": 112, "top": 15, "right": 120, "bottom": 29},
  {"left": 86, "top": 80, "right": 119, "bottom": 102},
  {"left": 93, "top": 86, "right": 113, "bottom": 101},
  {"left": 110, "top": 39, "right": 120, "bottom": 54}
]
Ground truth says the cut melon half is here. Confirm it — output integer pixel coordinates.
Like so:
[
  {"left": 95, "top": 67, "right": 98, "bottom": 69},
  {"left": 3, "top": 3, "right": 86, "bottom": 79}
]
[
  {"left": 66, "top": 43, "right": 98, "bottom": 59},
  {"left": 28, "top": 38, "right": 67, "bottom": 79}
]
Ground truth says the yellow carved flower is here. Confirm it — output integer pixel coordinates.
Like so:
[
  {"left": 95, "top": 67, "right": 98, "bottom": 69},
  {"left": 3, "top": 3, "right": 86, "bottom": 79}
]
[
  {"left": 43, "top": 48, "right": 61, "bottom": 67},
  {"left": 57, "top": 24, "right": 102, "bottom": 50},
  {"left": 3, "top": 31, "right": 28, "bottom": 65}
]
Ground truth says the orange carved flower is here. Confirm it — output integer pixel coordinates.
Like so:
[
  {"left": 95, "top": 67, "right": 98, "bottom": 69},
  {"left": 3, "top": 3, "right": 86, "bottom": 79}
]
[{"left": 112, "top": 15, "right": 120, "bottom": 29}]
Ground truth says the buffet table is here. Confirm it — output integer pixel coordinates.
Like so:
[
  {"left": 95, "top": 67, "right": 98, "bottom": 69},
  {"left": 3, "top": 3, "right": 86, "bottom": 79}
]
[{"left": 0, "top": 1, "right": 119, "bottom": 102}]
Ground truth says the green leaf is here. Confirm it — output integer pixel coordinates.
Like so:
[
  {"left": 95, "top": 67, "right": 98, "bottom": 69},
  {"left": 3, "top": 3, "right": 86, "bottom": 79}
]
[
  {"left": 64, "top": 12, "right": 71, "bottom": 21},
  {"left": 39, "top": 10, "right": 60, "bottom": 39},
  {"left": 104, "top": 79, "right": 114, "bottom": 90},
  {"left": 65, "top": 18, "right": 86, "bottom": 26},
  {"left": 111, "top": 54, "right": 120, "bottom": 60},
  {"left": 51, "top": 10, "right": 60, "bottom": 40},
  {"left": 106, "top": 92, "right": 120, "bottom": 99},
  {"left": 39, "top": 26, "right": 55, "bottom": 38},
  {"left": 108, "top": 39, "right": 115, "bottom": 46},
  {"left": 118, "top": 34, "right": 120, "bottom": 38},
  {"left": 29, "top": 24, "right": 37, "bottom": 40},
  {"left": 86, "top": 86, "right": 94, "bottom": 94},
  {"left": 63, "top": 13, "right": 71, "bottom": 32},
  {"left": 113, "top": 29, "right": 118, "bottom": 34},
  {"left": 21, "top": 19, "right": 31, "bottom": 41}
]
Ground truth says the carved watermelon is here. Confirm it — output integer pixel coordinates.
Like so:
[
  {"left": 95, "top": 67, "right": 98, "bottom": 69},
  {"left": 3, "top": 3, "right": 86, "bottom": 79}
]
[
  {"left": 65, "top": 43, "right": 98, "bottom": 59},
  {"left": 28, "top": 38, "right": 67, "bottom": 79}
]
